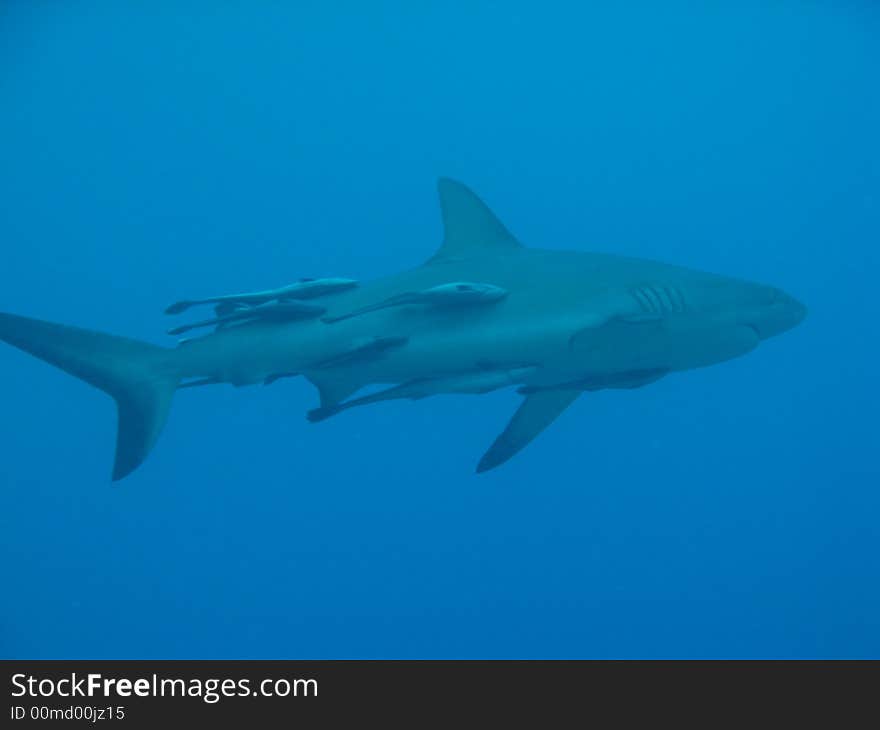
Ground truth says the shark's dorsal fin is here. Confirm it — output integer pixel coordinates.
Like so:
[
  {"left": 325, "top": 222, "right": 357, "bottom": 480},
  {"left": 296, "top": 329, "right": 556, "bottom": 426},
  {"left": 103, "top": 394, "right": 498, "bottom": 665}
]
[{"left": 429, "top": 178, "right": 522, "bottom": 263}]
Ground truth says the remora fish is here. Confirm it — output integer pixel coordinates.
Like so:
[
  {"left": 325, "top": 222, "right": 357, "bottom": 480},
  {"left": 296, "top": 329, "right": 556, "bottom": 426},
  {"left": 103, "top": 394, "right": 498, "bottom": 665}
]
[
  {"left": 0, "top": 178, "right": 806, "bottom": 480},
  {"left": 167, "top": 300, "right": 326, "bottom": 336},
  {"left": 307, "top": 366, "right": 537, "bottom": 421},
  {"left": 165, "top": 277, "right": 358, "bottom": 315},
  {"left": 322, "top": 282, "right": 507, "bottom": 324}
]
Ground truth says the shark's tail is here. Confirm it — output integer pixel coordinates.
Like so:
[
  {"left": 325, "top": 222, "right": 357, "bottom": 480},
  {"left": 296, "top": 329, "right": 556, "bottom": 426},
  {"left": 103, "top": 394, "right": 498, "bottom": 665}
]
[{"left": 0, "top": 312, "right": 180, "bottom": 480}]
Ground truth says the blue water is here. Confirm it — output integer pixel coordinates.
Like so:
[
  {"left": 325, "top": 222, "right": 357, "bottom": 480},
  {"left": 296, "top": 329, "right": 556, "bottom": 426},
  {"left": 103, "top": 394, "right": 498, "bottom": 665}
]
[{"left": 1, "top": 2, "right": 878, "bottom": 659}]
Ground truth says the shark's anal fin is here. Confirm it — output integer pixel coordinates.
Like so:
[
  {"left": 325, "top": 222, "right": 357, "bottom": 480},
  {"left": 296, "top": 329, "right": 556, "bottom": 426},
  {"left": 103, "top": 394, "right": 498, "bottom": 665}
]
[{"left": 476, "top": 390, "right": 581, "bottom": 473}]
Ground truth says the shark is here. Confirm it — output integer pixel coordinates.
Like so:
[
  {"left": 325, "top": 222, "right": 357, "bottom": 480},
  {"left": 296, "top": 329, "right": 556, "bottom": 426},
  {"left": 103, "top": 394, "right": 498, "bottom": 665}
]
[{"left": 0, "top": 178, "right": 806, "bottom": 481}]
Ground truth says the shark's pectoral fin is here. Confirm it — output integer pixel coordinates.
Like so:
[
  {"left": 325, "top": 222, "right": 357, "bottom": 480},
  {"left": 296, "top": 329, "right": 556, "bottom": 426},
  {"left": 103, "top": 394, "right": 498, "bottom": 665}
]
[{"left": 476, "top": 390, "right": 581, "bottom": 473}]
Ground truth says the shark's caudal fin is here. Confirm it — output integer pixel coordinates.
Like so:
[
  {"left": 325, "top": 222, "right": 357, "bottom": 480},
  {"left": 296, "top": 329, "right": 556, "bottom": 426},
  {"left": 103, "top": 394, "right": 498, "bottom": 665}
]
[
  {"left": 0, "top": 313, "right": 180, "bottom": 480},
  {"left": 428, "top": 178, "right": 523, "bottom": 263},
  {"left": 476, "top": 390, "right": 581, "bottom": 473}
]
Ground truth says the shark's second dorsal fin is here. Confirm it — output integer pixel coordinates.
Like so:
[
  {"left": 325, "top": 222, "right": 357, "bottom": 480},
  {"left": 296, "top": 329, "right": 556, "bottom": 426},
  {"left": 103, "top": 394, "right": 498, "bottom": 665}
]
[{"left": 429, "top": 178, "right": 523, "bottom": 263}]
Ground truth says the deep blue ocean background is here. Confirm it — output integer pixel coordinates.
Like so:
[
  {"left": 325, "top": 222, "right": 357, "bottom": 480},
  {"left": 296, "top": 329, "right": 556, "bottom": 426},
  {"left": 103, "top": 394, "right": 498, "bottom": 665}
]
[{"left": 1, "top": 2, "right": 878, "bottom": 658}]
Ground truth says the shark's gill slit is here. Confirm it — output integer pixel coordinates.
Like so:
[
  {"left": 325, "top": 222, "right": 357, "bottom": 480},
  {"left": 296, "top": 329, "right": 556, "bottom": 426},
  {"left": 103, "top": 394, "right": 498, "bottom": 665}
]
[
  {"left": 639, "top": 286, "right": 663, "bottom": 313},
  {"left": 631, "top": 288, "right": 653, "bottom": 313}
]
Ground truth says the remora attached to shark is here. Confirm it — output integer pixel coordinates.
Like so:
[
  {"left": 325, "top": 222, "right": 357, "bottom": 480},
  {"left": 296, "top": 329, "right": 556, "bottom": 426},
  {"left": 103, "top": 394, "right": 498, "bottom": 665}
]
[{"left": 0, "top": 179, "right": 806, "bottom": 480}]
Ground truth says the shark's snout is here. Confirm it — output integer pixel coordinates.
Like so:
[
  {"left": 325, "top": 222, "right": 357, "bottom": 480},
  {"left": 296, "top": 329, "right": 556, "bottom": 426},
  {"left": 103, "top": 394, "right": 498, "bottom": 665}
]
[{"left": 751, "top": 287, "right": 807, "bottom": 339}]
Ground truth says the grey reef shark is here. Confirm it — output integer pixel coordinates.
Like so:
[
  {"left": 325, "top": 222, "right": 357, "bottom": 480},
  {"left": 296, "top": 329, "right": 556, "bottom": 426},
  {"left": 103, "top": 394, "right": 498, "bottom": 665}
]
[{"left": 0, "top": 179, "right": 806, "bottom": 481}]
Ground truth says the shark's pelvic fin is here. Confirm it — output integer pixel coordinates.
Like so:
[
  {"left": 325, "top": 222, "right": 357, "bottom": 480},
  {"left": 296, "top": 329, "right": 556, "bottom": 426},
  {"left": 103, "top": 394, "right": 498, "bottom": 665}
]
[
  {"left": 429, "top": 178, "right": 523, "bottom": 263},
  {"left": 476, "top": 389, "right": 581, "bottom": 473},
  {"left": 0, "top": 313, "right": 180, "bottom": 480},
  {"left": 309, "top": 375, "right": 365, "bottom": 409}
]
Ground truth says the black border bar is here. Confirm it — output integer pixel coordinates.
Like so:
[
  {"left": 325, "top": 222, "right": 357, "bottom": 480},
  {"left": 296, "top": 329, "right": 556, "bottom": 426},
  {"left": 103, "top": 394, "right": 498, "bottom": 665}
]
[{"left": 4, "top": 660, "right": 876, "bottom": 725}]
